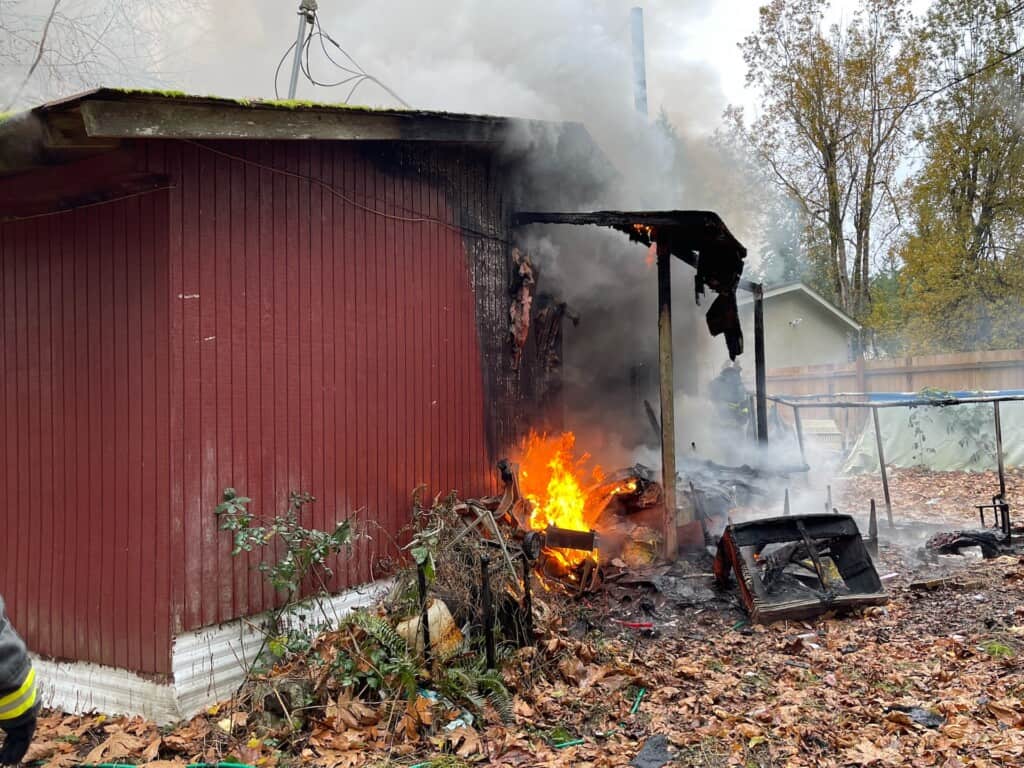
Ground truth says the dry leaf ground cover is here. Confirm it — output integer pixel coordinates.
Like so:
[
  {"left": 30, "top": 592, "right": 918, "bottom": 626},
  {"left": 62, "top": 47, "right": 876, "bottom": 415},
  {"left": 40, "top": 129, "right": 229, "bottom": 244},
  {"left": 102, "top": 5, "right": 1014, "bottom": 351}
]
[
  {"left": 835, "top": 469, "right": 1024, "bottom": 526},
  {"left": 25, "top": 546, "right": 1024, "bottom": 768}
]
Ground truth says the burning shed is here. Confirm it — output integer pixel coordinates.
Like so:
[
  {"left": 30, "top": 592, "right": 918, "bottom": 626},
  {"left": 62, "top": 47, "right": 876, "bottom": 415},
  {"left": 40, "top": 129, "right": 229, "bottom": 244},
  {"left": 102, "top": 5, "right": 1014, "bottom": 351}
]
[{"left": 0, "top": 88, "right": 607, "bottom": 719}]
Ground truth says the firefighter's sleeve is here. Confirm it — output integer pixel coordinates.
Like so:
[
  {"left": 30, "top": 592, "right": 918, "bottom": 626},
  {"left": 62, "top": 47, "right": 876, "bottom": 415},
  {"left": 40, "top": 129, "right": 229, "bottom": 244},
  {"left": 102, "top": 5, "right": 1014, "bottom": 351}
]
[{"left": 0, "top": 596, "right": 37, "bottom": 731}]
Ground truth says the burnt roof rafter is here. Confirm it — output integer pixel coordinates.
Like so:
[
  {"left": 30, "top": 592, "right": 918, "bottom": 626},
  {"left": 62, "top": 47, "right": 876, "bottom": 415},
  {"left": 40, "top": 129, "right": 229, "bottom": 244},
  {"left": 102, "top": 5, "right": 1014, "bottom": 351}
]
[{"left": 511, "top": 210, "right": 756, "bottom": 293}]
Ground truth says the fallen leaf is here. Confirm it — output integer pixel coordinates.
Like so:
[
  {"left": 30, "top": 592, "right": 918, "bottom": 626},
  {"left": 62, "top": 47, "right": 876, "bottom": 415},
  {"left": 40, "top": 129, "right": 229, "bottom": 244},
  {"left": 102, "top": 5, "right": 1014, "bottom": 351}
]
[
  {"left": 845, "top": 738, "right": 903, "bottom": 766},
  {"left": 23, "top": 740, "right": 61, "bottom": 762},
  {"left": 448, "top": 726, "right": 483, "bottom": 758},
  {"left": 988, "top": 700, "right": 1024, "bottom": 727},
  {"left": 142, "top": 736, "right": 162, "bottom": 761},
  {"left": 84, "top": 730, "right": 147, "bottom": 763}
]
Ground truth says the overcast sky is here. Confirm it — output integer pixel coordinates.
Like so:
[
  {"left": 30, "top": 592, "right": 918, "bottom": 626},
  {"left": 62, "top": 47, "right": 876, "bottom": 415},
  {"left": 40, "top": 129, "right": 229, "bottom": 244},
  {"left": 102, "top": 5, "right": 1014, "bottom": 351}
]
[
  {"left": 168, "top": 0, "right": 934, "bottom": 138},
  {"left": 176, "top": 1, "right": 761, "bottom": 130}
]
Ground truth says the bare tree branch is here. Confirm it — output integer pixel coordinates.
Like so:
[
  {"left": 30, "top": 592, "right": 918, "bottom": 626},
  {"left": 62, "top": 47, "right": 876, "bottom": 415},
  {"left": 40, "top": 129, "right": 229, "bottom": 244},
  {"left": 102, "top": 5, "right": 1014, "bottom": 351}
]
[{"left": 3, "top": 0, "right": 62, "bottom": 111}]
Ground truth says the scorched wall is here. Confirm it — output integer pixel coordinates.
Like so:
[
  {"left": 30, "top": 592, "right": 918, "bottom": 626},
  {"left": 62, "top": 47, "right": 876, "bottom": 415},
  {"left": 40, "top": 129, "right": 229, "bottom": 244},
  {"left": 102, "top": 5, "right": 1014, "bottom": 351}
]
[{"left": 0, "top": 136, "right": 534, "bottom": 675}]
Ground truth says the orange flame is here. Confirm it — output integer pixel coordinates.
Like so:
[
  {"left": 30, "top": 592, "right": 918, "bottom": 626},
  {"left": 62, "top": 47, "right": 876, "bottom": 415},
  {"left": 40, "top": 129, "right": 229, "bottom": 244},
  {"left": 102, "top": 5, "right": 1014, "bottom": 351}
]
[{"left": 517, "top": 432, "right": 637, "bottom": 569}]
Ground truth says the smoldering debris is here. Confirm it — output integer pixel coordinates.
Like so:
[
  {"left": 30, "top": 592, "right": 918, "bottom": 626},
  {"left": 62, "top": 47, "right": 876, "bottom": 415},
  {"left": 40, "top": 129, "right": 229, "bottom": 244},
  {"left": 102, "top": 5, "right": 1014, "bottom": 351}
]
[{"left": 714, "top": 514, "right": 888, "bottom": 624}]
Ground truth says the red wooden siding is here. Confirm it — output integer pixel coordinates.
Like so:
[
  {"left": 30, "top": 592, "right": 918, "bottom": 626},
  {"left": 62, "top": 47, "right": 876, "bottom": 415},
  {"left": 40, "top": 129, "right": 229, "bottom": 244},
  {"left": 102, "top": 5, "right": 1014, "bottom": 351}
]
[
  {"left": 0, "top": 191, "right": 172, "bottom": 675},
  {"left": 152, "top": 140, "right": 493, "bottom": 633},
  {"left": 0, "top": 136, "right": 502, "bottom": 675}
]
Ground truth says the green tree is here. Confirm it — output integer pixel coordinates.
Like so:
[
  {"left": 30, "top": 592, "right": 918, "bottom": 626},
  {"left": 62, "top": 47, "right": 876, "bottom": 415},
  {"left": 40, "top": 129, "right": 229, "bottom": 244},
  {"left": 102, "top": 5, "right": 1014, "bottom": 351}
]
[
  {"left": 896, "top": 0, "right": 1024, "bottom": 352},
  {"left": 728, "top": 0, "right": 922, "bottom": 319}
]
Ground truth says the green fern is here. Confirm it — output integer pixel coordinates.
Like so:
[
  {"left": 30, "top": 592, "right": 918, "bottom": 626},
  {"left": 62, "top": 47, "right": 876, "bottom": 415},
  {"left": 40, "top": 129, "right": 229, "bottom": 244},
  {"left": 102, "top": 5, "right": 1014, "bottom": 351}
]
[
  {"left": 478, "top": 669, "right": 513, "bottom": 724},
  {"left": 350, "top": 611, "right": 408, "bottom": 658},
  {"left": 437, "top": 664, "right": 513, "bottom": 724}
]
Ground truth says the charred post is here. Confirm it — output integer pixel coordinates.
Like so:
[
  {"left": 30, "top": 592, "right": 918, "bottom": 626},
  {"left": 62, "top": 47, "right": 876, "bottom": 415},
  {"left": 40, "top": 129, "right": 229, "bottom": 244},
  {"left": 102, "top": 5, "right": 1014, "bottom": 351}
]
[
  {"left": 480, "top": 554, "right": 496, "bottom": 670},
  {"left": 657, "top": 239, "right": 681, "bottom": 555},
  {"left": 521, "top": 556, "right": 534, "bottom": 645},
  {"left": 868, "top": 498, "right": 879, "bottom": 557},
  {"left": 753, "top": 284, "right": 768, "bottom": 444},
  {"left": 872, "top": 406, "right": 894, "bottom": 528},
  {"left": 416, "top": 562, "right": 432, "bottom": 667}
]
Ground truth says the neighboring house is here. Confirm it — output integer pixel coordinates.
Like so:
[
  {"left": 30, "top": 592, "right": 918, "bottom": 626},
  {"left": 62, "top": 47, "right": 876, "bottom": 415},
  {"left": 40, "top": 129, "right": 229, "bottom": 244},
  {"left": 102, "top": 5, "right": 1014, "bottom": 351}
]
[
  {"left": 741, "top": 282, "right": 862, "bottom": 369},
  {"left": 0, "top": 89, "right": 604, "bottom": 720}
]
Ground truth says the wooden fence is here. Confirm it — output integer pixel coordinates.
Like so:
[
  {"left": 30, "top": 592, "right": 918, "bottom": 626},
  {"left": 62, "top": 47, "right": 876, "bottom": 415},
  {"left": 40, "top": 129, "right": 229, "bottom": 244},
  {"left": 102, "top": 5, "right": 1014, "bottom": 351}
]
[{"left": 767, "top": 349, "right": 1024, "bottom": 433}]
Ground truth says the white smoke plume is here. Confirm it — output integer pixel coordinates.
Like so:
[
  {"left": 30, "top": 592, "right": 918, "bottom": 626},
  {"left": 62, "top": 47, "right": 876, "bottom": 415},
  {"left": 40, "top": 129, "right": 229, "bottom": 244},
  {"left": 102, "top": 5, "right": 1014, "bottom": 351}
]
[{"left": 9, "top": 0, "right": 768, "bottom": 465}]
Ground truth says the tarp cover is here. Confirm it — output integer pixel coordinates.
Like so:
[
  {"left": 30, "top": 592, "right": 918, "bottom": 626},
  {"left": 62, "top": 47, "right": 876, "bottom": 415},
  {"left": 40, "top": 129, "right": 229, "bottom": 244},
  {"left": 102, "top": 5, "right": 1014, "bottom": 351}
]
[{"left": 842, "top": 393, "right": 1024, "bottom": 474}]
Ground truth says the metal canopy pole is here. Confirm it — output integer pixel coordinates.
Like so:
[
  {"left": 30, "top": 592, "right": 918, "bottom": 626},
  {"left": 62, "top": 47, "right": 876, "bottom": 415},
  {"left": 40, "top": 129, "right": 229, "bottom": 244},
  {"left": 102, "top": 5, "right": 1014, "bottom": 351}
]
[
  {"left": 657, "top": 239, "right": 680, "bottom": 556},
  {"left": 753, "top": 284, "right": 768, "bottom": 443},
  {"left": 995, "top": 401, "right": 1007, "bottom": 501},
  {"left": 872, "top": 406, "right": 894, "bottom": 528},
  {"left": 792, "top": 405, "right": 807, "bottom": 467}
]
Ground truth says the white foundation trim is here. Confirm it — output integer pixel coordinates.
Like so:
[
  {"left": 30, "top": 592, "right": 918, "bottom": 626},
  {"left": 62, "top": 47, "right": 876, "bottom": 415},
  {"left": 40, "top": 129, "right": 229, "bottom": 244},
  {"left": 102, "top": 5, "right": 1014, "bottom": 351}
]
[{"left": 34, "top": 580, "right": 394, "bottom": 725}]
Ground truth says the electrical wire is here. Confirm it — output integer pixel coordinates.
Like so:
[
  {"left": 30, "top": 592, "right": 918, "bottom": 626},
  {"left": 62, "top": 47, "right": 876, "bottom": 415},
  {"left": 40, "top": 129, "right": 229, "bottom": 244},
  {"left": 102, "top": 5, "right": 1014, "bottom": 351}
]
[
  {"left": 273, "top": 38, "right": 298, "bottom": 100},
  {"left": 889, "top": 4, "right": 1024, "bottom": 111},
  {"left": 182, "top": 140, "right": 507, "bottom": 245},
  {"left": 2, "top": 185, "right": 176, "bottom": 223},
  {"left": 298, "top": 10, "right": 411, "bottom": 108},
  {"left": 872, "top": 41, "right": 1024, "bottom": 113},
  {"left": 315, "top": 16, "right": 365, "bottom": 76},
  {"left": 908, "top": 43, "right": 1024, "bottom": 109}
]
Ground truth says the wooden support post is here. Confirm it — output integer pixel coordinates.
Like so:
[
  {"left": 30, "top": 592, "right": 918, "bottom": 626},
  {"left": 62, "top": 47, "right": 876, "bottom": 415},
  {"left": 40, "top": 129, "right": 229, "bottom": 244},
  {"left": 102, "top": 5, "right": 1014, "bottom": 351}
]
[
  {"left": 657, "top": 240, "right": 680, "bottom": 557},
  {"left": 872, "top": 406, "right": 894, "bottom": 528},
  {"left": 753, "top": 284, "right": 768, "bottom": 443}
]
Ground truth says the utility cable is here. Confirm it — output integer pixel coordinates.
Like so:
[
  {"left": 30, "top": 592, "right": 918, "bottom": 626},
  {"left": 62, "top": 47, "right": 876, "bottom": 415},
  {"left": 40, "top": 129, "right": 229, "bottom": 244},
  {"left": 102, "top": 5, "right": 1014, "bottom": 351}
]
[
  {"left": 182, "top": 140, "right": 507, "bottom": 245},
  {"left": 302, "top": 11, "right": 411, "bottom": 108},
  {"left": 300, "top": 24, "right": 362, "bottom": 88},
  {"left": 273, "top": 38, "right": 298, "bottom": 100},
  {"left": 874, "top": 41, "right": 1024, "bottom": 113}
]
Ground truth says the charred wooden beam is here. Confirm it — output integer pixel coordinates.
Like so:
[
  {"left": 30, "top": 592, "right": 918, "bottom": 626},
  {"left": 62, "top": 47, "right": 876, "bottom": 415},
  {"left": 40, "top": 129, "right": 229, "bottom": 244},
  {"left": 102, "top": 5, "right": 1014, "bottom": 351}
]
[
  {"left": 657, "top": 239, "right": 681, "bottom": 556},
  {"left": 511, "top": 210, "right": 747, "bottom": 293}
]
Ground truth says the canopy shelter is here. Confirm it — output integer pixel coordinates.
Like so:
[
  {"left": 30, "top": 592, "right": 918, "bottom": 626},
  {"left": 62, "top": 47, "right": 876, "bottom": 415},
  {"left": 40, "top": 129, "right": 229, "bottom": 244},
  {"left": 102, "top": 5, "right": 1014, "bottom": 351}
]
[
  {"left": 769, "top": 390, "right": 1024, "bottom": 529},
  {"left": 513, "top": 210, "right": 765, "bottom": 555}
]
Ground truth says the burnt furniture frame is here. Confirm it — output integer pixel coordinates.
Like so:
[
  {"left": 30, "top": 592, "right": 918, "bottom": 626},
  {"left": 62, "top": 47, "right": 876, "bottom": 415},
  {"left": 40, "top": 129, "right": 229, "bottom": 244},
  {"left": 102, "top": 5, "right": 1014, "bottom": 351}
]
[{"left": 714, "top": 513, "right": 888, "bottom": 623}]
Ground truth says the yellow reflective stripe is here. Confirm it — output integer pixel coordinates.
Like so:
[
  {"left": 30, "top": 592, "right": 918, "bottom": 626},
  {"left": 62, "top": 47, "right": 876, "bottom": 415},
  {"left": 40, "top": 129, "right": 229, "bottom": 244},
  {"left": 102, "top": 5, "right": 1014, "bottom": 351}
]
[
  {"left": 0, "top": 685, "right": 35, "bottom": 721},
  {"left": 0, "top": 667, "right": 35, "bottom": 720}
]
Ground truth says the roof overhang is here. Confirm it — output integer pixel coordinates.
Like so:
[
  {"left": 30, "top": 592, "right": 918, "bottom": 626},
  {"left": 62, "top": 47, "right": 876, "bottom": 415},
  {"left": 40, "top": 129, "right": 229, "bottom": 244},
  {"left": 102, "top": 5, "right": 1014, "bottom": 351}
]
[
  {"left": 739, "top": 282, "right": 862, "bottom": 330},
  {"left": 0, "top": 88, "right": 605, "bottom": 178}
]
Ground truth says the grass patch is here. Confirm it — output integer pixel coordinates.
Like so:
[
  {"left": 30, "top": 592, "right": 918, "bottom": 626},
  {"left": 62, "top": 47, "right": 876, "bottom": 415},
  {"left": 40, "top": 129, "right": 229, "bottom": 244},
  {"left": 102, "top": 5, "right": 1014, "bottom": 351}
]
[
  {"left": 676, "top": 736, "right": 776, "bottom": 767},
  {"left": 982, "top": 640, "right": 1015, "bottom": 659}
]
